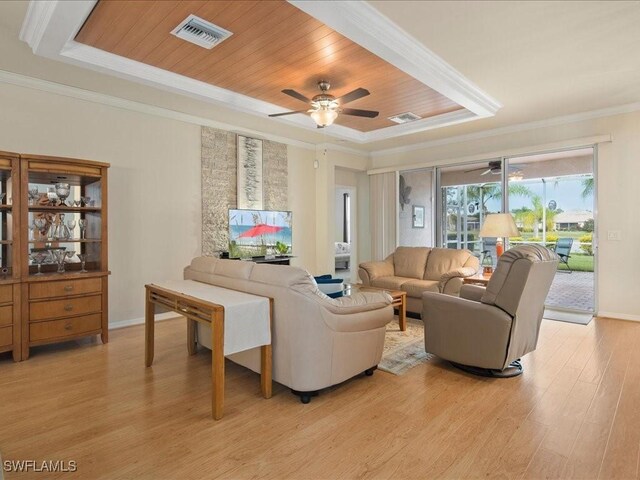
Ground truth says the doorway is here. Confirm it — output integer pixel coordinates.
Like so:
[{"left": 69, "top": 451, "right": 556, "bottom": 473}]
[{"left": 334, "top": 184, "right": 356, "bottom": 281}]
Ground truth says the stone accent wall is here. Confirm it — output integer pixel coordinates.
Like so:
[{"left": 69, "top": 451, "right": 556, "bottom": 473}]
[{"left": 201, "top": 126, "right": 288, "bottom": 255}]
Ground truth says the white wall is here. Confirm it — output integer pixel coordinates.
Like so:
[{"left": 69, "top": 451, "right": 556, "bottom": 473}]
[
  {"left": 0, "top": 82, "right": 319, "bottom": 325},
  {"left": 373, "top": 111, "right": 640, "bottom": 320}
]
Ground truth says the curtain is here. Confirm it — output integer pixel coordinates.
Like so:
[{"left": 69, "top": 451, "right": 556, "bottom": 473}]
[{"left": 369, "top": 172, "right": 397, "bottom": 261}]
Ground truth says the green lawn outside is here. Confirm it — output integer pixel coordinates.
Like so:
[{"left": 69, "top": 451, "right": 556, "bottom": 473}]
[{"left": 559, "top": 253, "right": 594, "bottom": 272}]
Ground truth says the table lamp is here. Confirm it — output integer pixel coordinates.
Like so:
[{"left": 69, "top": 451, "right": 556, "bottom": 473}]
[{"left": 479, "top": 213, "right": 519, "bottom": 258}]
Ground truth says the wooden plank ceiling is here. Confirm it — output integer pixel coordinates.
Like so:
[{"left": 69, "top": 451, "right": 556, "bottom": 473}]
[{"left": 76, "top": 0, "right": 465, "bottom": 132}]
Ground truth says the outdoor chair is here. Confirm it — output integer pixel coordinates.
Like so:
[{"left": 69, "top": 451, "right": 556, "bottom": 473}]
[{"left": 553, "top": 238, "right": 573, "bottom": 273}]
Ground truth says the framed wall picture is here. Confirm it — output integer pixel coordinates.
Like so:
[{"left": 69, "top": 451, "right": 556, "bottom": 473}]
[
  {"left": 237, "top": 135, "right": 263, "bottom": 209},
  {"left": 412, "top": 205, "right": 425, "bottom": 228}
]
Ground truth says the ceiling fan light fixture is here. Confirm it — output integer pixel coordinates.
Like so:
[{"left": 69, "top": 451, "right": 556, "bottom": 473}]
[
  {"left": 310, "top": 108, "right": 338, "bottom": 127},
  {"left": 509, "top": 170, "right": 524, "bottom": 181}
]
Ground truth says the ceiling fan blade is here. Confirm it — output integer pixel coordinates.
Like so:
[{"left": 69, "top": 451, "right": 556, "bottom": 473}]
[
  {"left": 464, "top": 166, "right": 488, "bottom": 173},
  {"left": 268, "top": 110, "right": 307, "bottom": 117},
  {"left": 341, "top": 108, "right": 379, "bottom": 118},
  {"left": 337, "top": 88, "right": 370, "bottom": 105},
  {"left": 281, "top": 89, "right": 311, "bottom": 104}
]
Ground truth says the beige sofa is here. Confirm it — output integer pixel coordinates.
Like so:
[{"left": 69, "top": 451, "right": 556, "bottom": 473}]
[
  {"left": 358, "top": 247, "right": 479, "bottom": 314},
  {"left": 184, "top": 257, "right": 394, "bottom": 403}
]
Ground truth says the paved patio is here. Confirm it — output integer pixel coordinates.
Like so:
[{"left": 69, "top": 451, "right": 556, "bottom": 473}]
[{"left": 546, "top": 271, "right": 594, "bottom": 312}]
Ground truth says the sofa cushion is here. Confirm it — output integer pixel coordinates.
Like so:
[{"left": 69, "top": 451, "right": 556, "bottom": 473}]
[
  {"left": 371, "top": 275, "right": 415, "bottom": 291},
  {"left": 402, "top": 279, "right": 440, "bottom": 298},
  {"left": 189, "top": 256, "right": 217, "bottom": 274},
  {"left": 250, "top": 263, "right": 314, "bottom": 288},
  {"left": 424, "top": 248, "right": 471, "bottom": 280},
  {"left": 214, "top": 259, "right": 255, "bottom": 279},
  {"left": 393, "top": 247, "right": 431, "bottom": 279}
]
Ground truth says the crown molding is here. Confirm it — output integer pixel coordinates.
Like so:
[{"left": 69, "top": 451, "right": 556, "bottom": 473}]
[
  {"left": 0, "top": 69, "right": 374, "bottom": 155},
  {"left": 289, "top": 0, "right": 501, "bottom": 117},
  {"left": 18, "top": 0, "right": 58, "bottom": 49},
  {"left": 371, "top": 102, "right": 640, "bottom": 158},
  {"left": 19, "top": 0, "right": 498, "bottom": 144}
]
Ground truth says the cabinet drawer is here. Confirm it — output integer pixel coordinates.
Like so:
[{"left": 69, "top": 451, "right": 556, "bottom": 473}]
[
  {"left": 29, "top": 314, "right": 101, "bottom": 342},
  {"left": 30, "top": 295, "right": 102, "bottom": 322},
  {"left": 29, "top": 278, "right": 102, "bottom": 300},
  {"left": 0, "top": 326, "right": 11, "bottom": 347},
  {"left": 0, "top": 305, "right": 12, "bottom": 327},
  {"left": 0, "top": 284, "right": 12, "bottom": 304}
]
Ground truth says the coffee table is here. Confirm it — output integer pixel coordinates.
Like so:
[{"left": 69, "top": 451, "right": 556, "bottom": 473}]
[
  {"left": 463, "top": 273, "right": 492, "bottom": 286},
  {"left": 344, "top": 284, "right": 407, "bottom": 331}
]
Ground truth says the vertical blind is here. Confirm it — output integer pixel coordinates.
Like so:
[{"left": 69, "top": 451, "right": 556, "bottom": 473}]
[{"left": 369, "top": 172, "right": 397, "bottom": 261}]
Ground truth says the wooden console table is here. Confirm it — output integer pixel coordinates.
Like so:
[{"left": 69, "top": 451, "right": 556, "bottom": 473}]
[{"left": 145, "top": 280, "right": 273, "bottom": 420}]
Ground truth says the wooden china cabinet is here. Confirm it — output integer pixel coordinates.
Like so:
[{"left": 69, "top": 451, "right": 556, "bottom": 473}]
[
  {"left": 19, "top": 154, "right": 109, "bottom": 360},
  {"left": 0, "top": 151, "right": 21, "bottom": 362}
]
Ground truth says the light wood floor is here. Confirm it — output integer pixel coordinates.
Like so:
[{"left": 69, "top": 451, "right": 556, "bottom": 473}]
[{"left": 1, "top": 316, "right": 639, "bottom": 480}]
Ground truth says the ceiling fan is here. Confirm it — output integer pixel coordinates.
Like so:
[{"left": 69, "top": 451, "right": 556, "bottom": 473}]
[
  {"left": 268, "top": 80, "right": 379, "bottom": 128},
  {"left": 464, "top": 160, "right": 523, "bottom": 180}
]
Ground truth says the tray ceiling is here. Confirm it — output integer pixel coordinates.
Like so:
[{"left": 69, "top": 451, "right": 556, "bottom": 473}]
[
  {"left": 19, "top": 0, "right": 501, "bottom": 143},
  {"left": 75, "top": 0, "right": 463, "bottom": 132}
]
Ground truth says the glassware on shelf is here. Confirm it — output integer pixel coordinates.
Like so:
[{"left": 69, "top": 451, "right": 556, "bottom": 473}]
[
  {"left": 55, "top": 183, "right": 71, "bottom": 207},
  {"left": 66, "top": 218, "right": 77, "bottom": 239},
  {"left": 51, "top": 248, "right": 68, "bottom": 273},
  {"left": 28, "top": 186, "right": 39, "bottom": 205},
  {"left": 29, "top": 220, "right": 37, "bottom": 241},
  {"left": 81, "top": 196, "right": 92, "bottom": 208},
  {"left": 73, "top": 200, "right": 81, "bottom": 207},
  {"left": 47, "top": 187, "right": 58, "bottom": 206},
  {"left": 30, "top": 251, "right": 50, "bottom": 275},
  {"left": 34, "top": 218, "right": 48, "bottom": 239},
  {"left": 0, "top": 193, "right": 5, "bottom": 204},
  {"left": 77, "top": 253, "right": 89, "bottom": 273},
  {"left": 59, "top": 214, "right": 71, "bottom": 240},
  {"left": 79, "top": 219, "right": 87, "bottom": 239}
]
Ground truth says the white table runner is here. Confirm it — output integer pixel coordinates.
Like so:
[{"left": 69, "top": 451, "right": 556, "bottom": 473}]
[{"left": 152, "top": 280, "right": 270, "bottom": 355}]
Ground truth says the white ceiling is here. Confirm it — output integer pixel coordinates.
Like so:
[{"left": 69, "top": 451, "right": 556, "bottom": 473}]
[{"left": 1, "top": 1, "right": 639, "bottom": 154}]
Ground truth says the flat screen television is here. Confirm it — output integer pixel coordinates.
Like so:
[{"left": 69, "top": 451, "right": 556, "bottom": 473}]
[{"left": 228, "top": 209, "right": 292, "bottom": 258}]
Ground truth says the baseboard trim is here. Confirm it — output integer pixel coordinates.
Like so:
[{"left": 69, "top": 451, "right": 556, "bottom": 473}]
[
  {"left": 109, "top": 312, "right": 182, "bottom": 330},
  {"left": 598, "top": 311, "right": 640, "bottom": 322}
]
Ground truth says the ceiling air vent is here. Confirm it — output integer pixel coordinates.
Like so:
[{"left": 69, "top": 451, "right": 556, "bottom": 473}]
[
  {"left": 170, "top": 14, "right": 232, "bottom": 50},
  {"left": 388, "top": 112, "right": 422, "bottom": 124}
]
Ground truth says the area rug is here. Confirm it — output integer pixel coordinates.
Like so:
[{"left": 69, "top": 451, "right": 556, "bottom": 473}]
[
  {"left": 544, "top": 308, "right": 593, "bottom": 325},
  {"left": 378, "top": 317, "right": 434, "bottom": 375}
]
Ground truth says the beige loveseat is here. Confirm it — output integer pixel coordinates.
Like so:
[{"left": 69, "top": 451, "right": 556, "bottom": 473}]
[
  {"left": 184, "top": 257, "right": 394, "bottom": 403},
  {"left": 358, "top": 247, "right": 479, "bottom": 314}
]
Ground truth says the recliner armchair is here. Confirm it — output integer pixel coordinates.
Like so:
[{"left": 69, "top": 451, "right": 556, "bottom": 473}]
[{"left": 422, "top": 244, "right": 559, "bottom": 377}]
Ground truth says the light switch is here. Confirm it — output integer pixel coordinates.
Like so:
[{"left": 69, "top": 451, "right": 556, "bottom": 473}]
[{"left": 607, "top": 230, "right": 622, "bottom": 241}]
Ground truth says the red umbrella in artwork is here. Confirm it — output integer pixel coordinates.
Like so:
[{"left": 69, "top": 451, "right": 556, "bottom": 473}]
[{"left": 238, "top": 224, "right": 283, "bottom": 238}]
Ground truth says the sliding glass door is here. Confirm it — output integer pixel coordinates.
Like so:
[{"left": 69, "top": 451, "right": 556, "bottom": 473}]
[
  {"left": 437, "top": 160, "right": 503, "bottom": 258},
  {"left": 506, "top": 148, "right": 595, "bottom": 313}
]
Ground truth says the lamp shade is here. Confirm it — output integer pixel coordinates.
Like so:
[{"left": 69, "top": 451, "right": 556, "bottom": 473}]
[{"left": 479, "top": 213, "right": 519, "bottom": 238}]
